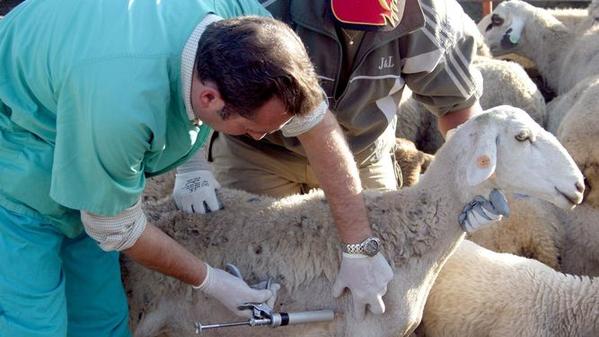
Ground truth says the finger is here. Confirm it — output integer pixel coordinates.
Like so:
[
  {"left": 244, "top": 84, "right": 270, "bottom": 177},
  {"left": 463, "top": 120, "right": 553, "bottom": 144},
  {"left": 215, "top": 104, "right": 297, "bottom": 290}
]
[
  {"left": 199, "top": 201, "right": 209, "bottom": 214},
  {"left": 352, "top": 298, "right": 366, "bottom": 321},
  {"left": 183, "top": 201, "right": 194, "bottom": 214},
  {"left": 464, "top": 217, "right": 475, "bottom": 232},
  {"left": 249, "top": 288, "right": 274, "bottom": 304},
  {"left": 235, "top": 307, "right": 254, "bottom": 318},
  {"left": 266, "top": 283, "right": 281, "bottom": 308},
  {"left": 332, "top": 278, "right": 345, "bottom": 298},
  {"left": 367, "top": 295, "right": 386, "bottom": 315},
  {"left": 206, "top": 195, "right": 221, "bottom": 212},
  {"left": 490, "top": 189, "right": 510, "bottom": 216}
]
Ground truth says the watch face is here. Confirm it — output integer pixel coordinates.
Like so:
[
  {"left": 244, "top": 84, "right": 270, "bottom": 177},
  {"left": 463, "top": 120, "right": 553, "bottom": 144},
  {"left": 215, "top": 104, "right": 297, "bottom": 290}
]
[{"left": 363, "top": 239, "right": 380, "bottom": 256}]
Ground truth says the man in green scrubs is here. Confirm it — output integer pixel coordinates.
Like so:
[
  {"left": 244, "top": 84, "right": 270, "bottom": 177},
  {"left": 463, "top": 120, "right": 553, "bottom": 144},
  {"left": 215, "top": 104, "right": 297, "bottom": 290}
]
[{"left": 0, "top": 1, "right": 383, "bottom": 336}]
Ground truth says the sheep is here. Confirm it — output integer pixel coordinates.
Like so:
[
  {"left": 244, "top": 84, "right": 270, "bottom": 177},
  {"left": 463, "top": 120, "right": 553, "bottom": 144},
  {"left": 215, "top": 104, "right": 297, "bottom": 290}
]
[
  {"left": 479, "top": 0, "right": 599, "bottom": 95},
  {"left": 396, "top": 57, "right": 546, "bottom": 153},
  {"left": 589, "top": 0, "right": 599, "bottom": 22},
  {"left": 419, "top": 240, "right": 599, "bottom": 337},
  {"left": 394, "top": 138, "right": 434, "bottom": 187},
  {"left": 545, "top": 75, "right": 593, "bottom": 134},
  {"left": 143, "top": 171, "right": 176, "bottom": 203},
  {"left": 394, "top": 140, "right": 563, "bottom": 270},
  {"left": 555, "top": 0, "right": 599, "bottom": 35},
  {"left": 394, "top": 137, "right": 563, "bottom": 269},
  {"left": 555, "top": 76, "right": 599, "bottom": 208},
  {"left": 557, "top": 204, "right": 599, "bottom": 276},
  {"left": 547, "top": 7, "right": 589, "bottom": 32},
  {"left": 124, "top": 106, "right": 584, "bottom": 337},
  {"left": 397, "top": 150, "right": 564, "bottom": 269}
]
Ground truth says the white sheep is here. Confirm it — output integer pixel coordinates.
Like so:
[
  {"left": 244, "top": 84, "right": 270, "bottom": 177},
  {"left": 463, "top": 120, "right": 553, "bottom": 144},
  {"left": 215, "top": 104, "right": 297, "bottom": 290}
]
[
  {"left": 124, "top": 106, "right": 584, "bottom": 337},
  {"left": 419, "top": 240, "right": 599, "bottom": 337},
  {"left": 142, "top": 171, "right": 175, "bottom": 203},
  {"left": 545, "top": 76, "right": 590, "bottom": 134},
  {"left": 547, "top": 7, "right": 589, "bottom": 32},
  {"left": 395, "top": 142, "right": 564, "bottom": 270},
  {"left": 555, "top": 76, "right": 599, "bottom": 208},
  {"left": 396, "top": 57, "right": 546, "bottom": 153},
  {"left": 557, "top": 204, "right": 599, "bottom": 276},
  {"left": 589, "top": 0, "right": 599, "bottom": 21},
  {"left": 479, "top": 0, "right": 599, "bottom": 95}
]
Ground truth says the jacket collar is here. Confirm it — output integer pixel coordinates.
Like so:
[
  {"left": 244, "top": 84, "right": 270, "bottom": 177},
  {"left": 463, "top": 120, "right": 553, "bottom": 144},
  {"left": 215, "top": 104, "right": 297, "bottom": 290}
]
[{"left": 288, "top": 0, "right": 425, "bottom": 44}]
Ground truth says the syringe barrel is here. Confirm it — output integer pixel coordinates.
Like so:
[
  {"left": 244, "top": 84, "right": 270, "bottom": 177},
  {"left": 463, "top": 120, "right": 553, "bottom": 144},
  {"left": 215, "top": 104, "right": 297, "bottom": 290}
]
[{"left": 271, "top": 310, "right": 335, "bottom": 327}]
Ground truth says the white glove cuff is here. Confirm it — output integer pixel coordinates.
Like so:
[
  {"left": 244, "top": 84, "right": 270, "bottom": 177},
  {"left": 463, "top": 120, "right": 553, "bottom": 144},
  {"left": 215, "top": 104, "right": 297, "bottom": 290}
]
[
  {"left": 281, "top": 99, "right": 328, "bottom": 137},
  {"left": 342, "top": 252, "right": 369, "bottom": 259},
  {"left": 81, "top": 198, "right": 147, "bottom": 252},
  {"left": 192, "top": 263, "right": 213, "bottom": 290},
  {"left": 177, "top": 148, "right": 211, "bottom": 174}
]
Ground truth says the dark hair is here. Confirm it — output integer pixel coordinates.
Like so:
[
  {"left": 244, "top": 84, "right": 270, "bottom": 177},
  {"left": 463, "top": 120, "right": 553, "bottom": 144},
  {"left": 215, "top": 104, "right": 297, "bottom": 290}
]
[{"left": 195, "top": 16, "right": 322, "bottom": 120}]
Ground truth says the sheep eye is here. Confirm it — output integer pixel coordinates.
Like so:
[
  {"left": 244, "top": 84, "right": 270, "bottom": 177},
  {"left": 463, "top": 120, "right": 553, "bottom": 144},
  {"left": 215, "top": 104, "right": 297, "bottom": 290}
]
[
  {"left": 491, "top": 14, "right": 504, "bottom": 26},
  {"left": 515, "top": 130, "right": 531, "bottom": 142}
]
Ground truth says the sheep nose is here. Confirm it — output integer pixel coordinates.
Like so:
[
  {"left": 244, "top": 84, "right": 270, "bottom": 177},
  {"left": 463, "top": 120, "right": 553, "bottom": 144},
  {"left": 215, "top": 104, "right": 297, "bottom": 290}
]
[{"left": 576, "top": 180, "right": 585, "bottom": 194}]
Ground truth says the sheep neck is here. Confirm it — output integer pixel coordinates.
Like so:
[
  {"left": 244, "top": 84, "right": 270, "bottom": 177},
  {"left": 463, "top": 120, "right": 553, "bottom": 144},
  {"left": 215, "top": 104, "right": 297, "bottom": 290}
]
[
  {"left": 535, "top": 273, "right": 599, "bottom": 336},
  {"left": 374, "top": 138, "right": 468, "bottom": 279},
  {"left": 522, "top": 11, "right": 573, "bottom": 93}
]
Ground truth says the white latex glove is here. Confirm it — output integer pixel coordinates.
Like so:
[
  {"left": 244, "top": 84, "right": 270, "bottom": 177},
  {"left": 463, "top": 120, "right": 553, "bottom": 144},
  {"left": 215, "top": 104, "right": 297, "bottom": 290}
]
[
  {"left": 332, "top": 252, "right": 394, "bottom": 320},
  {"left": 194, "top": 264, "right": 277, "bottom": 318},
  {"left": 458, "top": 189, "right": 510, "bottom": 233},
  {"left": 173, "top": 170, "right": 222, "bottom": 214}
]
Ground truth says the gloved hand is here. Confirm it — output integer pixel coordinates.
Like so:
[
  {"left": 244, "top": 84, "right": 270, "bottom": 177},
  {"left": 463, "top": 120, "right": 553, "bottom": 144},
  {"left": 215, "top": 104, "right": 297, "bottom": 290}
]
[
  {"left": 458, "top": 189, "right": 510, "bottom": 233},
  {"left": 332, "top": 252, "right": 394, "bottom": 320},
  {"left": 194, "top": 264, "right": 277, "bottom": 318},
  {"left": 173, "top": 169, "right": 222, "bottom": 214}
]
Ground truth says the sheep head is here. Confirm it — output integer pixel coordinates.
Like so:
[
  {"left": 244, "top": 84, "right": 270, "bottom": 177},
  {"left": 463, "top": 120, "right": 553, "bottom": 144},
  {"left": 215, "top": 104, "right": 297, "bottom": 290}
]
[
  {"left": 478, "top": 0, "right": 562, "bottom": 57},
  {"left": 451, "top": 105, "right": 584, "bottom": 210}
]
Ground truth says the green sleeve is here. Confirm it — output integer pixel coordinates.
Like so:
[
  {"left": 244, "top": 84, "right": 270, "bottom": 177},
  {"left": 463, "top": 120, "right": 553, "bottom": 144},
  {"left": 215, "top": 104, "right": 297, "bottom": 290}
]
[{"left": 51, "top": 58, "right": 170, "bottom": 216}]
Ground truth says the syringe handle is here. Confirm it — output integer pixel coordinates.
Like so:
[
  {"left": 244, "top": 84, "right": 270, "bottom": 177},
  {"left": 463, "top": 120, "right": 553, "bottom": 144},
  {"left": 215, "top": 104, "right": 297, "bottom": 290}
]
[{"left": 271, "top": 310, "right": 335, "bottom": 327}]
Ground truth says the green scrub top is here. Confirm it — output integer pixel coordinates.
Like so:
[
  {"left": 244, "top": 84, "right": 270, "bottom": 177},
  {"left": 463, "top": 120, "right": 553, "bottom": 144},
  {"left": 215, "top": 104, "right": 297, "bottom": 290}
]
[{"left": 0, "top": 0, "right": 269, "bottom": 237}]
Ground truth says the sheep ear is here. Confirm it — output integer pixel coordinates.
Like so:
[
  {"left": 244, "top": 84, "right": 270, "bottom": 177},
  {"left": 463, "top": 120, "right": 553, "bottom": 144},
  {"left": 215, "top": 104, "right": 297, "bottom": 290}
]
[
  {"left": 507, "top": 17, "right": 525, "bottom": 44},
  {"left": 466, "top": 134, "right": 498, "bottom": 186}
]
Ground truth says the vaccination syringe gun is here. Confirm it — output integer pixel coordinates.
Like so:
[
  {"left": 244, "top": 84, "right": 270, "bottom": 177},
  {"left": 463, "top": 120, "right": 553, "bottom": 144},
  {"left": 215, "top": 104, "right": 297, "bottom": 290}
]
[{"left": 194, "top": 264, "right": 335, "bottom": 334}]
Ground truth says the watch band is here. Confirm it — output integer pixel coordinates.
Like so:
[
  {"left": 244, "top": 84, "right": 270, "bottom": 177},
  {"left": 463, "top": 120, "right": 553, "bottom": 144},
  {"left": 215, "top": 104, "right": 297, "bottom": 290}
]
[
  {"left": 342, "top": 236, "right": 381, "bottom": 256},
  {"left": 344, "top": 242, "right": 366, "bottom": 255}
]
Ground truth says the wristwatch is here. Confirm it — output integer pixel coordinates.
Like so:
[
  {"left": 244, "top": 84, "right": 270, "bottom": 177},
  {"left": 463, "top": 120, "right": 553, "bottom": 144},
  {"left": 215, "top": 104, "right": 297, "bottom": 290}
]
[{"left": 343, "top": 237, "right": 381, "bottom": 257}]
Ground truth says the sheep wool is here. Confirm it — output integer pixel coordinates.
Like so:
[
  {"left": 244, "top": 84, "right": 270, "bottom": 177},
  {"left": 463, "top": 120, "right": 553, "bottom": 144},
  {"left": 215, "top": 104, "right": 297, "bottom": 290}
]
[
  {"left": 125, "top": 106, "right": 583, "bottom": 337},
  {"left": 421, "top": 240, "right": 599, "bottom": 337}
]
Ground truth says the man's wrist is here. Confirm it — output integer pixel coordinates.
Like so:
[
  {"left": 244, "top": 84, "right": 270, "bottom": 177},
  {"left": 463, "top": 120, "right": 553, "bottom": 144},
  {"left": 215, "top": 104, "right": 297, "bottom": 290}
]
[{"left": 192, "top": 263, "right": 211, "bottom": 290}]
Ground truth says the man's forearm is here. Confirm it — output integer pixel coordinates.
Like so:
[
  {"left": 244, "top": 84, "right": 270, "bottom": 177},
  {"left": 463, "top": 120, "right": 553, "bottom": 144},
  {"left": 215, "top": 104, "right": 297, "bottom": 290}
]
[
  {"left": 124, "top": 223, "right": 207, "bottom": 286},
  {"left": 298, "top": 111, "right": 372, "bottom": 244},
  {"left": 437, "top": 101, "right": 483, "bottom": 136}
]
